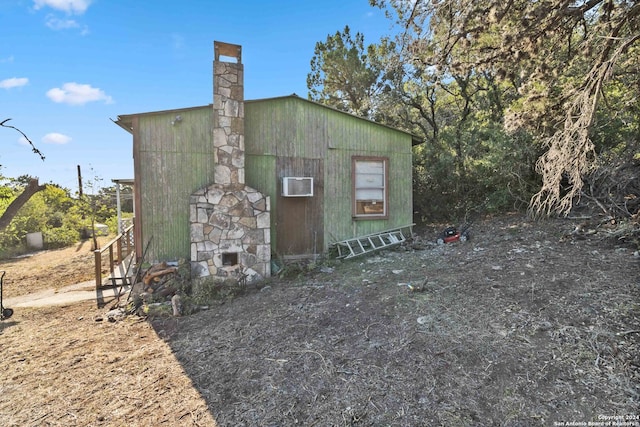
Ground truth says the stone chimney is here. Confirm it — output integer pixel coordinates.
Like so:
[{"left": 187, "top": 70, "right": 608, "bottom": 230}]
[
  {"left": 213, "top": 41, "right": 244, "bottom": 186},
  {"left": 190, "top": 41, "right": 271, "bottom": 284}
]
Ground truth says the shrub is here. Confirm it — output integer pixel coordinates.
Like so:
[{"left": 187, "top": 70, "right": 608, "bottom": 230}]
[{"left": 43, "top": 227, "right": 80, "bottom": 249}]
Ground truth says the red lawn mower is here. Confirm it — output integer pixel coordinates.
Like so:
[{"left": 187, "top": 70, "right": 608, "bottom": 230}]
[
  {"left": 1, "top": 271, "right": 14, "bottom": 320},
  {"left": 436, "top": 223, "right": 471, "bottom": 245}
]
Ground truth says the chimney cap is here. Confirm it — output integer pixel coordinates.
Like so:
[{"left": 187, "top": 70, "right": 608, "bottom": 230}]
[{"left": 214, "top": 41, "right": 242, "bottom": 63}]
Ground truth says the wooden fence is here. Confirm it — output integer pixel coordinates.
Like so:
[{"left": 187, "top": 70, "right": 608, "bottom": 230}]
[{"left": 94, "top": 224, "right": 134, "bottom": 288}]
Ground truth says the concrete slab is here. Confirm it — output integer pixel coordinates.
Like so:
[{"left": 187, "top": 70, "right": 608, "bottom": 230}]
[{"left": 4, "top": 281, "right": 130, "bottom": 308}]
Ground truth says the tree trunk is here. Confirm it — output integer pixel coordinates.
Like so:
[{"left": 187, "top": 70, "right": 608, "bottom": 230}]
[{"left": 0, "top": 178, "right": 46, "bottom": 232}]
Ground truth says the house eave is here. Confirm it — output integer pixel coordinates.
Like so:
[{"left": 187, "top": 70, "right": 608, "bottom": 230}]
[
  {"left": 113, "top": 105, "right": 213, "bottom": 134},
  {"left": 113, "top": 96, "right": 423, "bottom": 144},
  {"left": 112, "top": 116, "right": 133, "bottom": 134}
]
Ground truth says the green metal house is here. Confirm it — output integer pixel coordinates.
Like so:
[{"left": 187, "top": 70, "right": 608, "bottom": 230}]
[{"left": 115, "top": 42, "right": 419, "bottom": 283}]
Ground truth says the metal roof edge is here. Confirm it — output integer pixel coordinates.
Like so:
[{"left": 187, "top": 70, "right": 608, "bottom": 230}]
[
  {"left": 113, "top": 96, "right": 423, "bottom": 145},
  {"left": 246, "top": 94, "right": 423, "bottom": 145}
]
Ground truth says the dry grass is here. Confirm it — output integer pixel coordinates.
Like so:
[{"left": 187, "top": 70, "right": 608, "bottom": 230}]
[
  {"left": 0, "top": 302, "right": 217, "bottom": 426},
  {"left": 1, "top": 215, "right": 638, "bottom": 426},
  {"left": 0, "top": 239, "right": 217, "bottom": 426}
]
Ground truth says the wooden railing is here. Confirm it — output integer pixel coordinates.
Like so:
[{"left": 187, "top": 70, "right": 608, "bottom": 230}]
[{"left": 94, "top": 224, "right": 134, "bottom": 288}]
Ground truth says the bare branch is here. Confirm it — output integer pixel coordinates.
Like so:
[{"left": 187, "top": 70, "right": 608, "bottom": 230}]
[
  {"left": 530, "top": 34, "right": 640, "bottom": 217},
  {"left": 1, "top": 118, "right": 45, "bottom": 162}
]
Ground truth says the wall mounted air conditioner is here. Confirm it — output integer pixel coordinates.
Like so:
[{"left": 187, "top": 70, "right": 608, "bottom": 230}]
[{"left": 282, "top": 177, "right": 314, "bottom": 197}]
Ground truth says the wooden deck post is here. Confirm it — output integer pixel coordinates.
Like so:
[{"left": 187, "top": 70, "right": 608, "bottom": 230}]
[
  {"left": 94, "top": 223, "right": 135, "bottom": 289},
  {"left": 94, "top": 249, "right": 102, "bottom": 288}
]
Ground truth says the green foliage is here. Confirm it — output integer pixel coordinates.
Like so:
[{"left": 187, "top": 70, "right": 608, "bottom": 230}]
[
  {"left": 43, "top": 227, "right": 80, "bottom": 249},
  {"left": 5, "top": 190, "right": 48, "bottom": 235},
  {"left": 306, "top": 0, "right": 640, "bottom": 219},
  {"left": 308, "top": 15, "right": 550, "bottom": 222},
  {"left": 0, "top": 179, "right": 130, "bottom": 253},
  {"left": 412, "top": 105, "right": 542, "bottom": 222},
  {"left": 0, "top": 186, "right": 14, "bottom": 202},
  {"left": 105, "top": 213, "right": 133, "bottom": 235},
  {"left": 591, "top": 79, "right": 640, "bottom": 156},
  {"left": 307, "top": 25, "right": 393, "bottom": 118},
  {"left": 186, "top": 276, "right": 246, "bottom": 309}
]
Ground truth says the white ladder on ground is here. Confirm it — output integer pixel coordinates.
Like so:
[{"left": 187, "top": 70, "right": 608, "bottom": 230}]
[{"left": 332, "top": 225, "right": 413, "bottom": 259}]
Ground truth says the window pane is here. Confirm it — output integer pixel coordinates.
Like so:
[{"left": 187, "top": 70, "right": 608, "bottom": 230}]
[
  {"left": 356, "top": 200, "right": 385, "bottom": 215},
  {"left": 355, "top": 173, "right": 384, "bottom": 188},
  {"left": 356, "top": 188, "right": 383, "bottom": 200},
  {"left": 354, "top": 158, "right": 386, "bottom": 217},
  {"left": 355, "top": 161, "right": 383, "bottom": 173}
]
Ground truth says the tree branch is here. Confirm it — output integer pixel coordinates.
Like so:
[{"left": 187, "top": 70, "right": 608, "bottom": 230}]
[
  {"left": 1, "top": 118, "right": 45, "bottom": 162},
  {"left": 0, "top": 178, "right": 46, "bottom": 232}
]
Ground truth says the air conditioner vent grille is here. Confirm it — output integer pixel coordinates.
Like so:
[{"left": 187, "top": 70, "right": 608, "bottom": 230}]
[{"left": 282, "top": 177, "right": 313, "bottom": 197}]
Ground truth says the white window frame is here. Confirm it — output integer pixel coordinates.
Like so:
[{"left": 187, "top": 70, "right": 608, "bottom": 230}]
[{"left": 352, "top": 156, "right": 389, "bottom": 219}]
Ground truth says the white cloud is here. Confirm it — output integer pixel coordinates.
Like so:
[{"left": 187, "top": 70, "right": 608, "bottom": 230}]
[
  {"left": 44, "top": 14, "right": 89, "bottom": 34},
  {"left": 42, "top": 133, "right": 72, "bottom": 145},
  {"left": 0, "top": 77, "right": 29, "bottom": 89},
  {"left": 33, "top": 0, "right": 91, "bottom": 14},
  {"left": 46, "top": 82, "right": 113, "bottom": 105},
  {"left": 45, "top": 16, "right": 79, "bottom": 30},
  {"left": 0, "top": 56, "right": 14, "bottom": 63}
]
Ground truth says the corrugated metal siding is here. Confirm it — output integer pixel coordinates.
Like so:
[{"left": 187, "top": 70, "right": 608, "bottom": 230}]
[
  {"left": 245, "top": 153, "right": 277, "bottom": 249},
  {"left": 324, "top": 150, "right": 413, "bottom": 242},
  {"left": 245, "top": 98, "right": 329, "bottom": 256},
  {"left": 246, "top": 98, "right": 327, "bottom": 159},
  {"left": 321, "top": 106, "right": 413, "bottom": 244},
  {"left": 132, "top": 96, "right": 412, "bottom": 261},
  {"left": 137, "top": 108, "right": 214, "bottom": 261},
  {"left": 245, "top": 97, "right": 413, "bottom": 252}
]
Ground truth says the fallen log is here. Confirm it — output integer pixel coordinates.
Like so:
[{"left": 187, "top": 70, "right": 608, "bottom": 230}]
[{"left": 143, "top": 267, "right": 178, "bottom": 286}]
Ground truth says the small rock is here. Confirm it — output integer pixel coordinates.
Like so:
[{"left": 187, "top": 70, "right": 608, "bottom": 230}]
[
  {"left": 537, "top": 321, "right": 553, "bottom": 331},
  {"left": 392, "top": 269, "right": 404, "bottom": 274},
  {"left": 416, "top": 316, "right": 429, "bottom": 325},
  {"left": 106, "top": 308, "right": 125, "bottom": 322},
  {"left": 171, "top": 294, "right": 182, "bottom": 317}
]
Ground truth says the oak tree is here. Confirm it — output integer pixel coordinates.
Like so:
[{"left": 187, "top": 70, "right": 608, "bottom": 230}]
[
  {"left": 371, "top": 0, "right": 640, "bottom": 215},
  {"left": 307, "top": 26, "right": 393, "bottom": 118}
]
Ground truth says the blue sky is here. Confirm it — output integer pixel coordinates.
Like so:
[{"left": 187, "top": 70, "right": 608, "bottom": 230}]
[{"left": 1, "top": 0, "right": 396, "bottom": 193}]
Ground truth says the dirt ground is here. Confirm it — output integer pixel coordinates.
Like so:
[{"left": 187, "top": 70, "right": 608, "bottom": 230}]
[{"left": 1, "top": 214, "right": 639, "bottom": 426}]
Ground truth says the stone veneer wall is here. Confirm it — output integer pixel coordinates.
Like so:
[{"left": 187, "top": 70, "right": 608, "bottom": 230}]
[
  {"left": 190, "top": 183, "right": 271, "bottom": 283},
  {"left": 213, "top": 60, "right": 245, "bottom": 186}
]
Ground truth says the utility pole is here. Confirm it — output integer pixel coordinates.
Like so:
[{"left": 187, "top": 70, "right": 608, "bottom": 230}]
[{"left": 77, "top": 165, "right": 83, "bottom": 198}]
